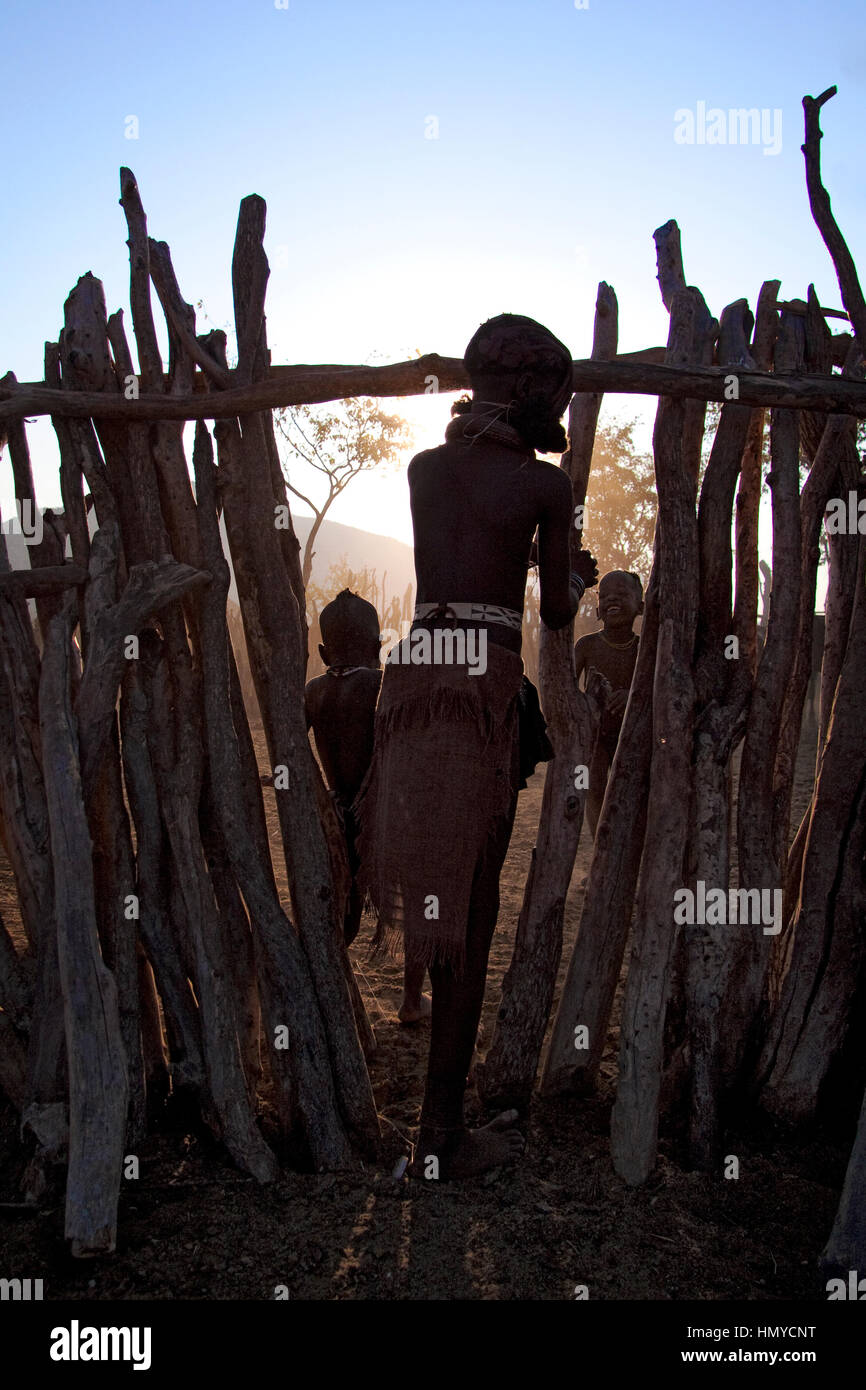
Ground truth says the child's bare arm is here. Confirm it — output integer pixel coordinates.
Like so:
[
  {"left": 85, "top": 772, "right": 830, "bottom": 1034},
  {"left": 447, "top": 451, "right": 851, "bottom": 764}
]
[
  {"left": 573, "top": 635, "right": 591, "bottom": 688},
  {"left": 304, "top": 677, "right": 324, "bottom": 733}
]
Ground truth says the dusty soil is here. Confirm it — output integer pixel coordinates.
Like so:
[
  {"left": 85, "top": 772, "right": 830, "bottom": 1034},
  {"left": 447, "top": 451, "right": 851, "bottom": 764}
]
[{"left": 0, "top": 723, "right": 853, "bottom": 1301}]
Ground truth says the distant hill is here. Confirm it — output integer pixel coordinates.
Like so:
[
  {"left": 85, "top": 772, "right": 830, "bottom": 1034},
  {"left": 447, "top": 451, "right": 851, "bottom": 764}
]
[
  {"left": 292, "top": 515, "right": 416, "bottom": 607},
  {"left": 4, "top": 512, "right": 416, "bottom": 612},
  {"left": 219, "top": 514, "right": 416, "bottom": 609}
]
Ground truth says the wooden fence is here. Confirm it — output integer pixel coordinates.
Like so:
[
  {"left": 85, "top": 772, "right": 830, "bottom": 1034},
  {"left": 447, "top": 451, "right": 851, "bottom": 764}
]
[{"left": 0, "top": 86, "right": 864, "bottom": 1274}]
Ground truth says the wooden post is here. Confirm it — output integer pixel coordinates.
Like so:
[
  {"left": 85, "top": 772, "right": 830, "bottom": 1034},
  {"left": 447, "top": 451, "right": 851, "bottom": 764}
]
[
  {"left": 771, "top": 304, "right": 858, "bottom": 885},
  {"left": 0, "top": 526, "right": 51, "bottom": 954},
  {"left": 733, "top": 282, "right": 779, "bottom": 675},
  {"left": 142, "top": 631, "right": 279, "bottom": 1181},
  {"left": 610, "top": 290, "right": 700, "bottom": 1186},
  {"left": 0, "top": 895, "right": 32, "bottom": 1113},
  {"left": 726, "top": 309, "right": 804, "bottom": 1077},
  {"left": 0, "top": 522, "right": 66, "bottom": 1134},
  {"left": 119, "top": 657, "right": 206, "bottom": 1099},
  {"left": 684, "top": 298, "right": 755, "bottom": 1168},
  {"left": 0, "top": 1010, "right": 30, "bottom": 1112},
  {"left": 216, "top": 195, "right": 378, "bottom": 1152},
  {"left": 38, "top": 598, "right": 128, "bottom": 1256},
  {"left": 781, "top": 420, "right": 861, "bottom": 928},
  {"left": 543, "top": 224, "right": 705, "bottom": 1104},
  {"left": 191, "top": 421, "right": 355, "bottom": 1168},
  {"left": 0, "top": 903, "right": 32, "bottom": 1034},
  {"left": 74, "top": 524, "right": 210, "bottom": 1140},
  {"left": 756, "top": 533, "right": 866, "bottom": 1120},
  {"left": 198, "top": 784, "right": 263, "bottom": 1094}
]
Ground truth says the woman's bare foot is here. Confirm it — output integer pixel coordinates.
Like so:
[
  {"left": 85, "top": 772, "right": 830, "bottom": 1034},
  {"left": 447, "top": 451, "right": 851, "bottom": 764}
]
[
  {"left": 398, "top": 992, "right": 432, "bottom": 1024},
  {"left": 410, "top": 1110, "right": 524, "bottom": 1180}
]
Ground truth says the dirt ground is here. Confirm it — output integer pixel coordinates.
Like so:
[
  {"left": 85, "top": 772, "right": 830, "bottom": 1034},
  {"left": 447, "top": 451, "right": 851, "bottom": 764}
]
[{"left": 0, "top": 723, "right": 853, "bottom": 1301}]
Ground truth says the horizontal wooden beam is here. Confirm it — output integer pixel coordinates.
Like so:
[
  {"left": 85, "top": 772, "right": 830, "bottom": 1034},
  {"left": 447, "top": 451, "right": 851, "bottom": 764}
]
[
  {"left": 10, "top": 333, "right": 852, "bottom": 401},
  {"left": 9, "top": 348, "right": 664, "bottom": 406},
  {"left": 2, "top": 350, "right": 865, "bottom": 423},
  {"left": 0, "top": 565, "right": 88, "bottom": 596}
]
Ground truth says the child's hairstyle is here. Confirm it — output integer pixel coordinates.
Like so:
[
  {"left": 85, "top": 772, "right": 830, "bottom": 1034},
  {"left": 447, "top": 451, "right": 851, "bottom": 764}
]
[
  {"left": 601, "top": 569, "right": 644, "bottom": 601},
  {"left": 625, "top": 571, "right": 644, "bottom": 600},
  {"left": 319, "top": 588, "right": 380, "bottom": 662}
]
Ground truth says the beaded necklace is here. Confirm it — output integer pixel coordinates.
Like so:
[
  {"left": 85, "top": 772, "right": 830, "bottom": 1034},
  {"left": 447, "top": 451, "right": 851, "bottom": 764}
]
[{"left": 599, "top": 631, "right": 638, "bottom": 651}]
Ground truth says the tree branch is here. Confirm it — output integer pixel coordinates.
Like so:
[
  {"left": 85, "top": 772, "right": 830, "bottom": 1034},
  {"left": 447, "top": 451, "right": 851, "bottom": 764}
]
[
  {"left": 802, "top": 87, "right": 866, "bottom": 350},
  {"left": 283, "top": 480, "right": 320, "bottom": 516}
]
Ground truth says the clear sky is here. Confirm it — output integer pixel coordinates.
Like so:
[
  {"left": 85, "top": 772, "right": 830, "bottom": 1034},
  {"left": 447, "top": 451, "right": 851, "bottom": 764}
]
[{"left": 2, "top": 0, "right": 864, "bottom": 553}]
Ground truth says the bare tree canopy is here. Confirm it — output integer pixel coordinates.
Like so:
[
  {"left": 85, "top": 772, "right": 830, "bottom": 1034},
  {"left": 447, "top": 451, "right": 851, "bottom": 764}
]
[{"left": 276, "top": 397, "right": 411, "bottom": 586}]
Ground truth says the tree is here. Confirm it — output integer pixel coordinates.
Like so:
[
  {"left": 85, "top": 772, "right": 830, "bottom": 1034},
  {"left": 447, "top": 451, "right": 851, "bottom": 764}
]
[
  {"left": 275, "top": 397, "right": 411, "bottom": 587},
  {"left": 580, "top": 418, "right": 657, "bottom": 586}
]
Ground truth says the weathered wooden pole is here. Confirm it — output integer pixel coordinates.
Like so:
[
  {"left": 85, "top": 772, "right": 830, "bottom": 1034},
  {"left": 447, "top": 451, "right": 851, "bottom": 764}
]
[
  {"left": 681, "top": 283, "right": 781, "bottom": 1165},
  {"left": 610, "top": 289, "right": 701, "bottom": 1186},
  {"left": 0, "top": 467, "right": 67, "bottom": 1178},
  {"left": 726, "top": 308, "right": 804, "bottom": 1077},
  {"left": 543, "top": 222, "right": 703, "bottom": 1102},
  {"left": 39, "top": 598, "right": 128, "bottom": 1256},
  {"left": 0, "top": 526, "right": 52, "bottom": 960},
  {"left": 757, "top": 531, "right": 866, "bottom": 1120},
  {"left": 771, "top": 296, "right": 852, "bottom": 887},
  {"left": 0, "top": 897, "right": 32, "bottom": 1114},
  {"left": 74, "top": 524, "right": 211, "bottom": 1141},
  {"left": 684, "top": 299, "right": 755, "bottom": 1169},
  {"left": 215, "top": 194, "right": 378, "bottom": 1153},
  {"left": 191, "top": 419, "right": 355, "bottom": 1168},
  {"left": 0, "top": 1009, "right": 29, "bottom": 1112},
  {"left": 732, "top": 282, "right": 779, "bottom": 676}
]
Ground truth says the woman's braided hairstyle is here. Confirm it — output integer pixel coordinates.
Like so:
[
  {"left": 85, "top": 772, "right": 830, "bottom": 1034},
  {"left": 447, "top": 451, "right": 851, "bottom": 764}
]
[{"left": 456, "top": 313, "right": 574, "bottom": 453}]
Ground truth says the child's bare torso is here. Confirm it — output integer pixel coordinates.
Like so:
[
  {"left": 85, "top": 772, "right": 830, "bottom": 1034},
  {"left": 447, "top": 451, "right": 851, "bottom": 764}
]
[
  {"left": 305, "top": 668, "right": 381, "bottom": 805},
  {"left": 574, "top": 632, "right": 639, "bottom": 693},
  {"left": 574, "top": 631, "right": 639, "bottom": 752}
]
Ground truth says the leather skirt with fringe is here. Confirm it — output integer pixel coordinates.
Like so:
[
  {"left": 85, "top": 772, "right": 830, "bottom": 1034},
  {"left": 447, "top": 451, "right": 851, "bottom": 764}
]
[{"left": 353, "top": 640, "right": 527, "bottom": 972}]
